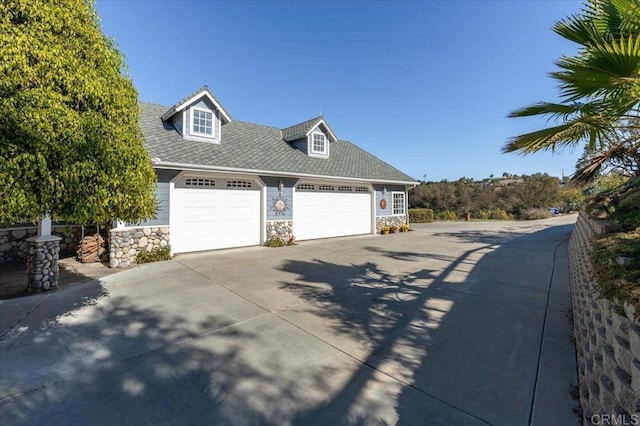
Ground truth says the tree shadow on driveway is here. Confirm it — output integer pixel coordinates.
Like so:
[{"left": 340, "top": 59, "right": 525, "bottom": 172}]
[
  {"left": 276, "top": 224, "right": 578, "bottom": 425},
  {"left": 0, "top": 279, "right": 345, "bottom": 425}
]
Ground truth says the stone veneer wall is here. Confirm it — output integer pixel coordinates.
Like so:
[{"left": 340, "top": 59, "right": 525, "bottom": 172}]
[
  {"left": 376, "top": 216, "right": 407, "bottom": 234},
  {"left": 569, "top": 211, "right": 640, "bottom": 423},
  {"left": 266, "top": 221, "right": 294, "bottom": 241},
  {"left": 109, "top": 226, "right": 169, "bottom": 268},
  {"left": 0, "top": 226, "right": 82, "bottom": 264},
  {"left": 26, "top": 237, "right": 61, "bottom": 292}
]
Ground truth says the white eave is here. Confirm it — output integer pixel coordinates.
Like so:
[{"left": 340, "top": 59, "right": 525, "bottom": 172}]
[
  {"left": 162, "top": 90, "right": 232, "bottom": 123},
  {"left": 308, "top": 120, "right": 338, "bottom": 143}
]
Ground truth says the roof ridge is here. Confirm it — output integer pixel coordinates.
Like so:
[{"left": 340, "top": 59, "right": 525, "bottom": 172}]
[
  {"left": 230, "top": 119, "right": 281, "bottom": 130},
  {"left": 280, "top": 115, "right": 322, "bottom": 132}
]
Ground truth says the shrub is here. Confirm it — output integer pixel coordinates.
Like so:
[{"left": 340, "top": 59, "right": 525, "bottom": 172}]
[
  {"left": 380, "top": 226, "right": 390, "bottom": 234},
  {"left": 518, "top": 208, "right": 552, "bottom": 220},
  {"left": 389, "top": 225, "right": 399, "bottom": 233},
  {"left": 136, "top": 246, "right": 171, "bottom": 264},
  {"left": 435, "top": 210, "right": 459, "bottom": 221},
  {"left": 478, "top": 209, "right": 514, "bottom": 220},
  {"left": 265, "top": 236, "right": 295, "bottom": 247},
  {"left": 265, "top": 236, "right": 286, "bottom": 247},
  {"left": 408, "top": 208, "right": 434, "bottom": 223},
  {"left": 400, "top": 224, "right": 410, "bottom": 232},
  {"left": 592, "top": 229, "right": 640, "bottom": 311}
]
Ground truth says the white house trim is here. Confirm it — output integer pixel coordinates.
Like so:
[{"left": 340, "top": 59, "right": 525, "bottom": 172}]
[
  {"left": 173, "top": 91, "right": 232, "bottom": 123},
  {"left": 307, "top": 120, "right": 337, "bottom": 143}
]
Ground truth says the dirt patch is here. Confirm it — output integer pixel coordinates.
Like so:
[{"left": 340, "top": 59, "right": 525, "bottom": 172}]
[{"left": 0, "top": 256, "right": 120, "bottom": 299}]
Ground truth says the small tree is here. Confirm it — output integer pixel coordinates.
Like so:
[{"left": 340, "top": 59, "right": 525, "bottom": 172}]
[{"left": 0, "top": 0, "right": 156, "bottom": 225}]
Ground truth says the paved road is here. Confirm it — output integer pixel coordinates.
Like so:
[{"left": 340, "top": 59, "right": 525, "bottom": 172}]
[{"left": 0, "top": 216, "right": 579, "bottom": 425}]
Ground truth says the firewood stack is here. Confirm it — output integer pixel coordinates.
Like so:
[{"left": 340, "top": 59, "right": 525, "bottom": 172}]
[{"left": 76, "top": 234, "right": 106, "bottom": 263}]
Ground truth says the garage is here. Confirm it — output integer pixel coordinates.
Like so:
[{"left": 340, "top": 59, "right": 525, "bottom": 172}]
[
  {"left": 293, "top": 182, "right": 372, "bottom": 240},
  {"left": 171, "top": 175, "right": 261, "bottom": 253}
]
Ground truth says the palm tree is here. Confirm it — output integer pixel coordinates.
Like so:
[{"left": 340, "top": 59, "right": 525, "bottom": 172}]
[{"left": 505, "top": 0, "right": 640, "bottom": 183}]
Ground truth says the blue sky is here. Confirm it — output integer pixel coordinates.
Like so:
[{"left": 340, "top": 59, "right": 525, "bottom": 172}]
[{"left": 96, "top": 0, "right": 584, "bottom": 182}]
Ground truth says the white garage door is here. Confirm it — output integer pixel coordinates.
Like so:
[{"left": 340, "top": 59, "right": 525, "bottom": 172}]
[
  {"left": 172, "top": 176, "right": 261, "bottom": 253},
  {"left": 294, "top": 183, "right": 372, "bottom": 241}
]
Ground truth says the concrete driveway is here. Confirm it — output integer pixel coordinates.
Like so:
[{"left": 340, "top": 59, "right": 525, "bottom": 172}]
[{"left": 0, "top": 216, "right": 579, "bottom": 425}]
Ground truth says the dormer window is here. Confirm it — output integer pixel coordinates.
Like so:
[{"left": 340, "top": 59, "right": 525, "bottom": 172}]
[
  {"left": 311, "top": 132, "right": 328, "bottom": 155},
  {"left": 192, "top": 108, "right": 213, "bottom": 136}
]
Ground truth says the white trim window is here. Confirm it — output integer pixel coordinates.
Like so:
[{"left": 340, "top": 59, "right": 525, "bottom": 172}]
[
  {"left": 191, "top": 107, "right": 214, "bottom": 136},
  {"left": 392, "top": 192, "right": 405, "bottom": 215},
  {"left": 311, "top": 132, "right": 328, "bottom": 155}
]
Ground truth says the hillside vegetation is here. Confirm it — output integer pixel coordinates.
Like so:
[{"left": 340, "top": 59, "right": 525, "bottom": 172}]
[{"left": 409, "top": 173, "right": 582, "bottom": 221}]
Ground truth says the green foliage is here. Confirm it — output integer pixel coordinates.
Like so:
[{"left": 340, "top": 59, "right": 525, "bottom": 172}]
[
  {"left": 136, "top": 246, "right": 171, "bottom": 264},
  {"left": 477, "top": 209, "right": 514, "bottom": 220},
  {"left": 506, "top": 0, "right": 640, "bottom": 184},
  {"left": 408, "top": 208, "right": 434, "bottom": 223},
  {"left": 264, "top": 236, "right": 295, "bottom": 247},
  {"left": 558, "top": 186, "right": 585, "bottom": 212},
  {"left": 589, "top": 178, "right": 640, "bottom": 312},
  {"left": 592, "top": 229, "right": 640, "bottom": 311},
  {"left": 409, "top": 173, "right": 564, "bottom": 220},
  {"left": 435, "top": 210, "right": 460, "bottom": 221},
  {"left": 0, "top": 0, "right": 157, "bottom": 225},
  {"left": 519, "top": 208, "right": 553, "bottom": 221}
]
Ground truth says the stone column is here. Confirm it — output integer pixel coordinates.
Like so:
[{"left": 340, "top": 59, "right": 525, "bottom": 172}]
[{"left": 26, "top": 235, "right": 62, "bottom": 292}]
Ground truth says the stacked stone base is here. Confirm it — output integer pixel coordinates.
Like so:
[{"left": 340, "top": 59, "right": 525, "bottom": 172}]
[
  {"left": 109, "top": 226, "right": 170, "bottom": 268},
  {"left": 26, "top": 237, "right": 61, "bottom": 292},
  {"left": 376, "top": 216, "right": 407, "bottom": 234},
  {"left": 569, "top": 212, "right": 640, "bottom": 423},
  {"left": 266, "top": 221, "right": 294, "bottom": 241}
]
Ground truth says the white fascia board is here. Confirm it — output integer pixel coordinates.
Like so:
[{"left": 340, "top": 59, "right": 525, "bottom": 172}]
[
  {"left": 153, "top": 161, "right": 417, "bottom": 186},
  {"left": 174, "top": 92, "right": 232, "bottom": 123},
  {"left": 307, "top": 120, "right": 337, "bottom": 143}
]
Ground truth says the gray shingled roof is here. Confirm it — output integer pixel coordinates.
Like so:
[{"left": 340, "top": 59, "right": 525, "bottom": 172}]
[
  {"left": 141, "top": 102, "right": 415, "bottom": 184},
  {"left": 281, "top": 116, "right": 324, "bottom": 141}
]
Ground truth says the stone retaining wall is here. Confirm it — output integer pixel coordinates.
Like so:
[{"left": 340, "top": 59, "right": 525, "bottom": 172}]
[
  {"left": 376, "top": 216, "right": 407, "bottom": 234},
  {"left": 109, "top": 226, "right": 169, "bottom": 268},
  {"left": 0, "top": 226, "right": 82, "bottom": 264},
  {"left": 569, "top": 211, "right": 640, "bottom": 423}
]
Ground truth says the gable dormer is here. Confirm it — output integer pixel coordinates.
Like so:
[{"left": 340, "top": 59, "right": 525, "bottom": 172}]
[
  {"left": 282, "top": 116, "right": 337, "bottom": 158},
  {"left": 161, "top": 86, "right": 232, "bottom": 144}
]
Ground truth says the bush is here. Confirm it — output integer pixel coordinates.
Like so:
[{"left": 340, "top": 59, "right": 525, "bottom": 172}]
[
  {"left": 265, "top": 236, "right": 295, "bottom": 247},
  {"left": 408, "top": 208, "right": 434, "bottom": 223},
  {"left": 589, "top": 179, "right": 640, "bottom": 314},
  {"left": 592, "top": 229, "right": 640, "bottom": 310},
  {"left": 477, "top": 209, "right": 514, "bottom": 220},
  {"left": 435, "top": 210, "right": 459, "bottom": 221},
  {"left": 518, "top": 208, "right": 552, "bottom": 220},
  {"left": 136, "top": 246, "right": 171, "bottom": 264}
]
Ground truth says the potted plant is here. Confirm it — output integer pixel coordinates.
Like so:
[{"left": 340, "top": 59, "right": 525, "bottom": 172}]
[
  {"left": 389, "top": 225, "right": 398, "bottom": 233},
  {"left": 381, "top": 226, "right": 390, "bottom": 235}
]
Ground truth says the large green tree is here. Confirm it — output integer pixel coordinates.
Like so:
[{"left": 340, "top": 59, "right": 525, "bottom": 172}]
[
  {"left": 0, "top": 0, "right": 156, "bottom": 225},
  {"left": 505, "top": 0, "right": 640, "bottom": 183}
]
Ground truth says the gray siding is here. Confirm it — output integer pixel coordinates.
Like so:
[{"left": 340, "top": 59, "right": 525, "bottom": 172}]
[
  {"left": 291, "top": 138, "right": 308, "bottom": 154},
  {"left": 262, "top": 176, "right": 297, "bottom": 221},
  {"left": 133, "top": 169, "right": 180, "bottom": 227},
  {"left": 375, "top": 184, "right": 405, "bottom": 217},
  {"left": 172, "top": 113, "right": 183, "bottom": 136}
]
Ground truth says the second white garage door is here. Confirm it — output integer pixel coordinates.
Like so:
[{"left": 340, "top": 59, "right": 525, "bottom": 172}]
[
  {"left": 293, "top": 183, "right": 372, "bottom": 241},
  {"left": 172, "top": 176, "right": 261, "bottom": 253}
]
